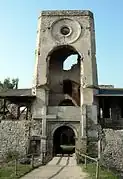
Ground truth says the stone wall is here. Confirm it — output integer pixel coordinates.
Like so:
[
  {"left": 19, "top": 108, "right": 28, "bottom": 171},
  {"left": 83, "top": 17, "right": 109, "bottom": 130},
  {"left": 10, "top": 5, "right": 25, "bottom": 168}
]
[
  {"left": 0, "top": 120, "right": 30, "bottom": 159},
  {"left": 101, "top": 129, "right": 123, "bottom": 172},
  {"left": 0, "top": 119, "right": 42, "bottom": 160}
]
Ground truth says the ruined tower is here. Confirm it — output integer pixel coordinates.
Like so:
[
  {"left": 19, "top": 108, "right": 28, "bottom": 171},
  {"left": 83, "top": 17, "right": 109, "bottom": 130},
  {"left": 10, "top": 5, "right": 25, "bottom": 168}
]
[{"left": 32, "top": 10, "right": 98, "bottom": 157}]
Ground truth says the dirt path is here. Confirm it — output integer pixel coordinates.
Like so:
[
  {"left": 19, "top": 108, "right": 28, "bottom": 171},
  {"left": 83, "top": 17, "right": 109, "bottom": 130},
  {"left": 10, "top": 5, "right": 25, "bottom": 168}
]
[{"left": 20, "top": 156, "right": 89, "bottom": 179}]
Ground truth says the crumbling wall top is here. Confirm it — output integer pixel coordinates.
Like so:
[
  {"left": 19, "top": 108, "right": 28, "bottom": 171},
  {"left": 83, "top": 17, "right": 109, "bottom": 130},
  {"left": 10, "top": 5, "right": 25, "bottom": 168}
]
[{"left": 39, "top": 10, "right": 93, "bottom": 18}]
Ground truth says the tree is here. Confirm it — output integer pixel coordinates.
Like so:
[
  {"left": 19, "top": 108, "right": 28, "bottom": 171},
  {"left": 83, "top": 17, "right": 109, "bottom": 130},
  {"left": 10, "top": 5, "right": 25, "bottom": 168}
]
[
  {"left": 0, "top": 78, "right": 19, "bottom": 114},
  {"left": 0, "top": 78, "right": 19, "bottom": 90}
]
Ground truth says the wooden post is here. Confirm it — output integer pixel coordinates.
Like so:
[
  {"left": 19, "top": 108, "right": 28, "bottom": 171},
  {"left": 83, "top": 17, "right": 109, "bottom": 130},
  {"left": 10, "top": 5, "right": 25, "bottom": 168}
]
[
  {"left": 97, "top": 126, "right": 101, "bottom": 179},
  {"left": 84, "top": 155, "right": 87, "bottom": 168},
  {"left": 44, "top": 152, "right": 46, "bottom": 164},
  {"left": 15, "top": 159, "right": 17, "bottom": 176},
  {"left": 31, "top": 154, "right": 34, "bottom": 168},
  {"left": 98, "top": 139, "right": 101, "bottom": 160},
  {"left": 96, "top": 159, "right": 99, "bottom": 179}
]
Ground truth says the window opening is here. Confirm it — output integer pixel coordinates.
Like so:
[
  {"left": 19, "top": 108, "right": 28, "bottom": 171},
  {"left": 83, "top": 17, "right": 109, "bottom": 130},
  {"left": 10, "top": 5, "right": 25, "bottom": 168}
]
[
  {"left": 63, "top": 54, "right": 78, "bottom": 71},
  {"left": 60, "top": 26, "right": 70, "bottom": 36}
]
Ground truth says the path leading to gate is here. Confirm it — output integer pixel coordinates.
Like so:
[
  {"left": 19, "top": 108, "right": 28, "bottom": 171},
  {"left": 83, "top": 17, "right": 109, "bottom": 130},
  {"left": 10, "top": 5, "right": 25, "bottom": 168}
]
[{"left": 21, "top": 155, "right": 90, "bottom": 179}]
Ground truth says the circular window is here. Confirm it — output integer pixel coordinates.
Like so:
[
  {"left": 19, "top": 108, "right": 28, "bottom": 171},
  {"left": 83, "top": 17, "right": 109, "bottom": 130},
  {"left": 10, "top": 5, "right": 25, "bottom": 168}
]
[{"left": 60, "top": 26, "right": 70, "bottom": 36}]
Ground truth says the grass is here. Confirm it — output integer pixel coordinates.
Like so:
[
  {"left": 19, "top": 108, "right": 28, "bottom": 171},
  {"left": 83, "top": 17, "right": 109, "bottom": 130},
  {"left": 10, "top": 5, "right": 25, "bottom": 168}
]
[
  {"left": 82, "top": 163, "right": 119, "bottom": 179},
  {"left": 0, "top": 163, "right": 32, "bottom": 179}
]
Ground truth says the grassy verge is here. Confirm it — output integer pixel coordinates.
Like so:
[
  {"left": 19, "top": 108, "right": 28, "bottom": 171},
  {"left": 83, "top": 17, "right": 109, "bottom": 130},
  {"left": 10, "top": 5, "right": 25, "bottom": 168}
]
[
  {"left": 0, "top": 164, "right": 32, "bottom": 179},
  {"left": 82, "top": 163, "right": 118, "bottom": 179}
]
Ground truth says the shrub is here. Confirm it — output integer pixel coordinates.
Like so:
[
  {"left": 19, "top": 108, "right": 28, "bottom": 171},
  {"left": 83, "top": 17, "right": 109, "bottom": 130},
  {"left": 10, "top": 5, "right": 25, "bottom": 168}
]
[{"left": 5, "top": 150, "right": 20, "bottom": 162}]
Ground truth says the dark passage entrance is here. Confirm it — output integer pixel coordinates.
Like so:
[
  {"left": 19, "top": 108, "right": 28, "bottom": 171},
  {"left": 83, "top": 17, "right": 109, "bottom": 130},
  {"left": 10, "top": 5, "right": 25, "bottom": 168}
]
[{"left": 53, "top": 126, "right": 75, "bottom": 155}]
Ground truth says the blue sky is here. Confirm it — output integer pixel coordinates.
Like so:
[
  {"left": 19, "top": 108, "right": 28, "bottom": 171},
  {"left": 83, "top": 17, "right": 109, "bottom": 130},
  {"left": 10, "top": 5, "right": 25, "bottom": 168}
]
[{"left": 0, "top": 0, "right": 123, "bottom": 88}]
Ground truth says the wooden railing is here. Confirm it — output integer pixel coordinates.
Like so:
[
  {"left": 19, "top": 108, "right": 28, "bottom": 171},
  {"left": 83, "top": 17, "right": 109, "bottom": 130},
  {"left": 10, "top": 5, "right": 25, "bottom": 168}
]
[
  {"left": 0, "top": 151, "right": 53, "bottom": 178},
  {"left": 76, "top": 149, "right": 100, "bottom": 179}
]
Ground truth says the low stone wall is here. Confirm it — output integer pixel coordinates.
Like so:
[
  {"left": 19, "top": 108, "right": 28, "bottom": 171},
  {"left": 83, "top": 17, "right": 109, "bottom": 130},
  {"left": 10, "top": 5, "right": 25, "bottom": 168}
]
[
  {"left": 0, "top": 120, "right": 30, "bottom": 160},
  {"left": 101, "top": 129, "right": 123, "bottom": 172}
]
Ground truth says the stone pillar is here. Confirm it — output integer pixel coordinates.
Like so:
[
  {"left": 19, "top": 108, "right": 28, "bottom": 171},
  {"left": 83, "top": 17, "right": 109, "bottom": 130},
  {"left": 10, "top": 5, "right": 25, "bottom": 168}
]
[
  {"left": 80, "top": 57, "right": 85, "bottom": 137},
  {"left": 41, "top": 106, "right": 47, "bottom": 155},
  {"left": 79, "top": 57, "right": 87, "bottom": 153},
  {"left": 41, "top": 106, "right": 47, "bottom": 137},
  {"left": 86, "top": 105, "right": 98, "bottom": 157},
  {"left": 49, "top": 138, "right": 53, "bottom": 156},
  {"left": 31, "top": 88, "right": 47, "bottom": 161},
  {"left": 80, "top": 105, "right": 87, "bottom": 153}
]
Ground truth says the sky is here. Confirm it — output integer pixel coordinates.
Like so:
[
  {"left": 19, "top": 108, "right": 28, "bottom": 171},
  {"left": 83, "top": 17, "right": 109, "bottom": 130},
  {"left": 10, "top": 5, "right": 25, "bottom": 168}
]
[{"left": 0, "top": 0, "right": 123, "bottom": 88}]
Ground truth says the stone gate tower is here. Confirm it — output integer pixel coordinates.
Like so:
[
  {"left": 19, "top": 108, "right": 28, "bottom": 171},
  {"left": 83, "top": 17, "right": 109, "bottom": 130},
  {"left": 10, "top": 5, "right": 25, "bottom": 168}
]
[{"left": 32, "top": 10, "right": 98, "bottom": 157}]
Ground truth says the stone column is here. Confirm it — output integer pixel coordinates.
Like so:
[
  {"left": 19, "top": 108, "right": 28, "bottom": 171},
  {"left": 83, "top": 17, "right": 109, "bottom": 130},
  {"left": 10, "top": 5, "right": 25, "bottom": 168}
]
[
  {"left": 87, "top": 105, "right": 98, "bottom": 157},
  {"left": 31, "top": 88, "right": 47, "bottom": 161},
  {"left": 80, "top": 57, "right": 86, "bottom": 137},
  {"left": 80, "top": 57, "right": 87, "bottom": 153},
  {"left": 41, "top": 106, "right": 47, "bottom": 154}
]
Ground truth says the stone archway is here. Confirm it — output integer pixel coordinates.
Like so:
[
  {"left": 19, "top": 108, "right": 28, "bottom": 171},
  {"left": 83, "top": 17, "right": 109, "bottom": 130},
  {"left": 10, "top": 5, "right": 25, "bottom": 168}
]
[
  {"left": 53, "top": 125, "right": 76, "bottom": 155},
  {"left": 46, "top": 45, "right": 82, "bottom": 106}
]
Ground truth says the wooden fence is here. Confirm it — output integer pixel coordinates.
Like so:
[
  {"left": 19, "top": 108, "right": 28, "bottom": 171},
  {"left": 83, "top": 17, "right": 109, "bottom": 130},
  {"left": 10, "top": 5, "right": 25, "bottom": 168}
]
[
  {"left": 76, "top": 149, "right": 100, "bottom": 179},
  {"left": 0, "top": 151, "right": 52, "bottom": 178}
]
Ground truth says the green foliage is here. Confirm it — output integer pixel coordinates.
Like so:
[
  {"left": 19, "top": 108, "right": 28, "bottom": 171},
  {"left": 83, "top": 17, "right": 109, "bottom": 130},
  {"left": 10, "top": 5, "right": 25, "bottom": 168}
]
[
  {"left": 0, "top": 78, "right": 19, "bottom": 90},
  {"left": 82, "top": 163, "right": 118, "bottom": 179},
  {"left": 0, "top": 164, "right": 32, "bottom": 179},
  {"left": 5, "top": 150, "right": 20, "bottom": 162}
]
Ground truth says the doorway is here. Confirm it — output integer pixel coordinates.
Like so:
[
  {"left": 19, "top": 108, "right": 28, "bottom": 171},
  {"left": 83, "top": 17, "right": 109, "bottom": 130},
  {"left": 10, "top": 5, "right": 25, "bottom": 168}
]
[{"left": 53, "top": 126, "right": 75, "bottom": 155}]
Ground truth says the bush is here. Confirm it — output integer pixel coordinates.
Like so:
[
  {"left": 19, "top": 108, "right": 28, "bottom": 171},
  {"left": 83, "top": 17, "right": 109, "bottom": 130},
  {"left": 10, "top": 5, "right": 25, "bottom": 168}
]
[
  {"left": 5, "top": 150, "right": 20, "bottom": 162},
  {"left": 82, "top": 163, "right": 118, "bottom": 179}
]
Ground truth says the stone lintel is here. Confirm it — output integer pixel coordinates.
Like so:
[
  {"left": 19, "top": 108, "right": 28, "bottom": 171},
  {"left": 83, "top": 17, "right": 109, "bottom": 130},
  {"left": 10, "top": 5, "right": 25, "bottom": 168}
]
[
  {"left": 46, "top": 115, "right": 57, "bottom": 119},
  {"left": 33, "top": 114, "right": 57, "bottom": 120},
  {"left": 39, "top": 10, "right": 93, "bottom": 18},
  {"left": 47, "top": 119, "right": 80, "bottom": 122}
]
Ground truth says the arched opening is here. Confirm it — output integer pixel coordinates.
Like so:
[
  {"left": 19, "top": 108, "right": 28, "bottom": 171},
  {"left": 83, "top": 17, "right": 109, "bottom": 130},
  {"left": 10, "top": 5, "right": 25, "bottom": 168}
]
[
  {"left": 59, "top": 99, "right": 75, "bottom": 106},
  {"left": 47, "top": 45, "right": 81, "bottom": 106},
  {"left": 63, "top": 54, "right": 78, "bottom": 71},
  {"left": 53, "top": 126, "right": 75, "bottom": 155}
]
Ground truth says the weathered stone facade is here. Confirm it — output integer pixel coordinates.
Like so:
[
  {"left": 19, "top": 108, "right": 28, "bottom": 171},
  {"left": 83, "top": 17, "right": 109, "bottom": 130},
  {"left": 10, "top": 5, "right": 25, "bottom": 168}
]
[
  {"left": 0, "top": 119, "right": 43, "bottom": 160},
  {"left": 0, "top": 120, "right": 29, "bottom": 159},
  {"left": 101, "top": 129, "right": 123, "bottom": 172},
  {"left": 0, "top": 10, "right": 99, "bottom": 160},
  {"left": 2, "top": 10, "right": 123, "bottom": 165},
  {"left": 31, "top": 10, "right": 98, "bottom": 158}
]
